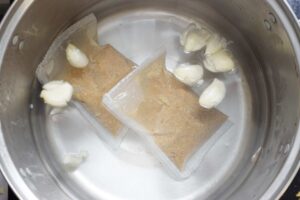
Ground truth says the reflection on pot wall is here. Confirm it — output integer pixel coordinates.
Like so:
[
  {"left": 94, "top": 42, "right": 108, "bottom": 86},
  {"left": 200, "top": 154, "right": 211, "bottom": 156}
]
[{"left": 0, "top": 0, "right": 299, "bottom": 200}]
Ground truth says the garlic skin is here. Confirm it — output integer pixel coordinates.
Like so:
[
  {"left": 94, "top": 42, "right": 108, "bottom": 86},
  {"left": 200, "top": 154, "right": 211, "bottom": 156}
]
[
  {"left": 205, "top": 34, "right": 228, "bottom": 55},
  {"left": 199, "top": 79, "right": 226, "bottom": 109},
  {"left": 180, "top": 24, "right": 211, "bottom": 53},
  {"left": 66, "top": 43, "right": 89, "bottom": 68},
  {"left": 204, "top": 49, "right": 235, "bottom": 73},
  {"left": 174, "top": 64, "right": 204, "bottom": 86},
  {"left": 40, "top": 80, "right": 73, "bottom": 107}
]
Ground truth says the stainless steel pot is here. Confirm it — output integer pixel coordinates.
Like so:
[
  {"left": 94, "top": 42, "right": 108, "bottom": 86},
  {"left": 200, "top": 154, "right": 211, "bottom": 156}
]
[{"left": 0, "top": 0, "right": 299, "bottom": 199}]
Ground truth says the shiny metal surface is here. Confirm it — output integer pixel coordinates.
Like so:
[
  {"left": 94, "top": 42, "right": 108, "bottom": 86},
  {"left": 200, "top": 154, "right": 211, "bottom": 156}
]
[
  {"left": 0, "top": 0, "right": 299, "bottom": 200},
  {"left": 33, "top": 10, "right": 256, "bottom": 200},
  {"left": 0, "top": 172, "right": 8, "bottom": 200}
]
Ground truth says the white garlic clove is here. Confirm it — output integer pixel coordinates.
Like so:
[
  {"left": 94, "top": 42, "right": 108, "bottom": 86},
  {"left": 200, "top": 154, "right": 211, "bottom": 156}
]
[
  {"left": 204, "top": 49, "right": 235, "bottom": 73},
  {"left": 174, "top": 64, "right": 204, "bottom": 86},
  {"left": 180, "top": 23, "right": 198, "bottom": 46},
  {"left": 203, "top": 57, "right": 218, "bottom": 73},
  {"left": 199, "top": 79, "right": 226, "bottom": 109},
  {"left": 40, "top": 80, "right": 73, "bottom": 107},
  {"left": 66, "top": 43, "right": 89, "bottom": 68},
  {"left": 180, "top": 24, "right": 211, "bottom": 53},
  {"left": 180, "top": 24, "right": 194, "bottom": 45},
  {"left": 205, "top": 34, "right": 228, "bottom": 55},
  {"left": 63, "top": 151, "right": 89, "bottom": 171}
]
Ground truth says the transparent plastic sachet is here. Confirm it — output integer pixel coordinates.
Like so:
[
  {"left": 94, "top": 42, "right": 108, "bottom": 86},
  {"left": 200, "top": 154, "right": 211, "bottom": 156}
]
[
  {"left": 36, "top": 14, "right": 135, "bottom": 147},
  {"left": 103, "top": 50, "right": 232, "bottom": 179}
]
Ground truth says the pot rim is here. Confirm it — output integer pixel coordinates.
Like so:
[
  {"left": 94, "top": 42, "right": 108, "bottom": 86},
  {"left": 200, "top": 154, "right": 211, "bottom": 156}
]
[
  {"left": 0, "top": 1, "right": 299, "bottom": 200},
  {"left": 0, "top": 2, "right": 41, "bottom": 200},
  {"left": 261, "top": 0, "right": 300, "bottom": 199}
]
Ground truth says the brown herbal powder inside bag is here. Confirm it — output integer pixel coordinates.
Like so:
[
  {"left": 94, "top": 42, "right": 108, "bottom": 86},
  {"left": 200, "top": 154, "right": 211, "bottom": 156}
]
[
  {"left": 128, "top": 56, "right": 227, "bottom": 169},
  {"left": 59, "top": 44, "right": 134, "bottom": 136},
  {"left": 37, "top": 15, "right": 134, "bottom": 137}
]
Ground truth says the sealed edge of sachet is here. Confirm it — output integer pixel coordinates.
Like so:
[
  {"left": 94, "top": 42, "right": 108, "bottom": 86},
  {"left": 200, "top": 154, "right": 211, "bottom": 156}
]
[
  {"left": 36, "top": 14, "right": 97, "bottom": 84},
  {"left": 70, "top": 101, "right": 129, "bottom": 149},
  {"left": 153, "top": 119, "right": 233, "bottom": 180},
  {"left": 35, "top": 13, "right": 128, "bottom": 149},
  {"left": 177, "top": 120, "right": 232, "bottom": 178},
  {"left": 103, "top": 48, "right": 233, "bottom": 179}
]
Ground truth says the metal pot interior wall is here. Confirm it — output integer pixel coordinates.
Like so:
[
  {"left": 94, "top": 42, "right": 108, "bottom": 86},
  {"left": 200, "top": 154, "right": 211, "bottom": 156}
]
[{"left": 0, "top": 0, "right": 299, "bottom": 200}]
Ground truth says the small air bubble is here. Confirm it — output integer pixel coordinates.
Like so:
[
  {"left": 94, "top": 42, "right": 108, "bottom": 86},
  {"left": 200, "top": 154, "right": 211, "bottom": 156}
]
[
  {"left": 19, "top": 41, "right": 25, "bottom": 50},
  {"left": 25, "top": 168, "right": 32, "bottom": 176},
  {"left": 283, "top": 144, "right": 290, "bottom": 155},
  {"left": 46, "top": 60, "right": 54, "bottom": 75},
  {"left": 251, "top": 147, "right": 262, "bottom": 163},
  {"left": 19, "top": 168, "right": 26, "bottom": 177},
  {"left": 12, "top": 35, "right": 19, "bottom": 45},
  {"left": 50, "top": 108, "right": 63, "bottom": 116},
  {"left": 268, "top": 12, "right": 277, "bottom": 24},
  {"left": 279, "top": 144, "right": 284, "bottom": 153},
  {"left": 29, "top": 104, "right": 34, "bottom": 109},
  {"left": 115, "top": 92, "right": 127, "bottom": 100},
  {"left": 10, "top": 121, "right": 17, "bottom": 126},
  {"left": 264, "top": 20, "right": 272, "bottom": 31}
]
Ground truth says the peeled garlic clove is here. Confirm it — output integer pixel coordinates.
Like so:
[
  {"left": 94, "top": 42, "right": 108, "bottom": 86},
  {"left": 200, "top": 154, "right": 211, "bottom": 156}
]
[
  {"left": 180, "top": 23, "right": 198, "bottom": 46},
  {"left": 199, "top": 79, "right": 226, "bottom": 109},
  {"left": 63, "top": 151, "right": 89, "bottom": 171},
  {"left": 174, "top": 64, "right": 204, "bottom": 85},
  {"left": 205, "top": 34, "right": 228, "bottom": 55},
  {"left": 66, "top": 43, "right": 89, "bottom": 68},
  {"left": 203, "top": 56, "right": 218, "bottom": 73},
  {"left": 180, "top": 24, "right": 211, "bottom": 53},
  {"left": 40, "top": 80, "right": 73, "bottom": 107},
  {"left": 204, "top": 49, "right": 235, "bottom": 73}
]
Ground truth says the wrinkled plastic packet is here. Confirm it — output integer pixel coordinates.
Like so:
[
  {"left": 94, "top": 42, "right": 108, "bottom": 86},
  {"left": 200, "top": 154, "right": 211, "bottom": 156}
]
[
  {"left": 103, "top": 49, "right": 232, "bottom": 179},
  {"left": 36, "top": 13, "right": 135, "bottom": 147}
]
